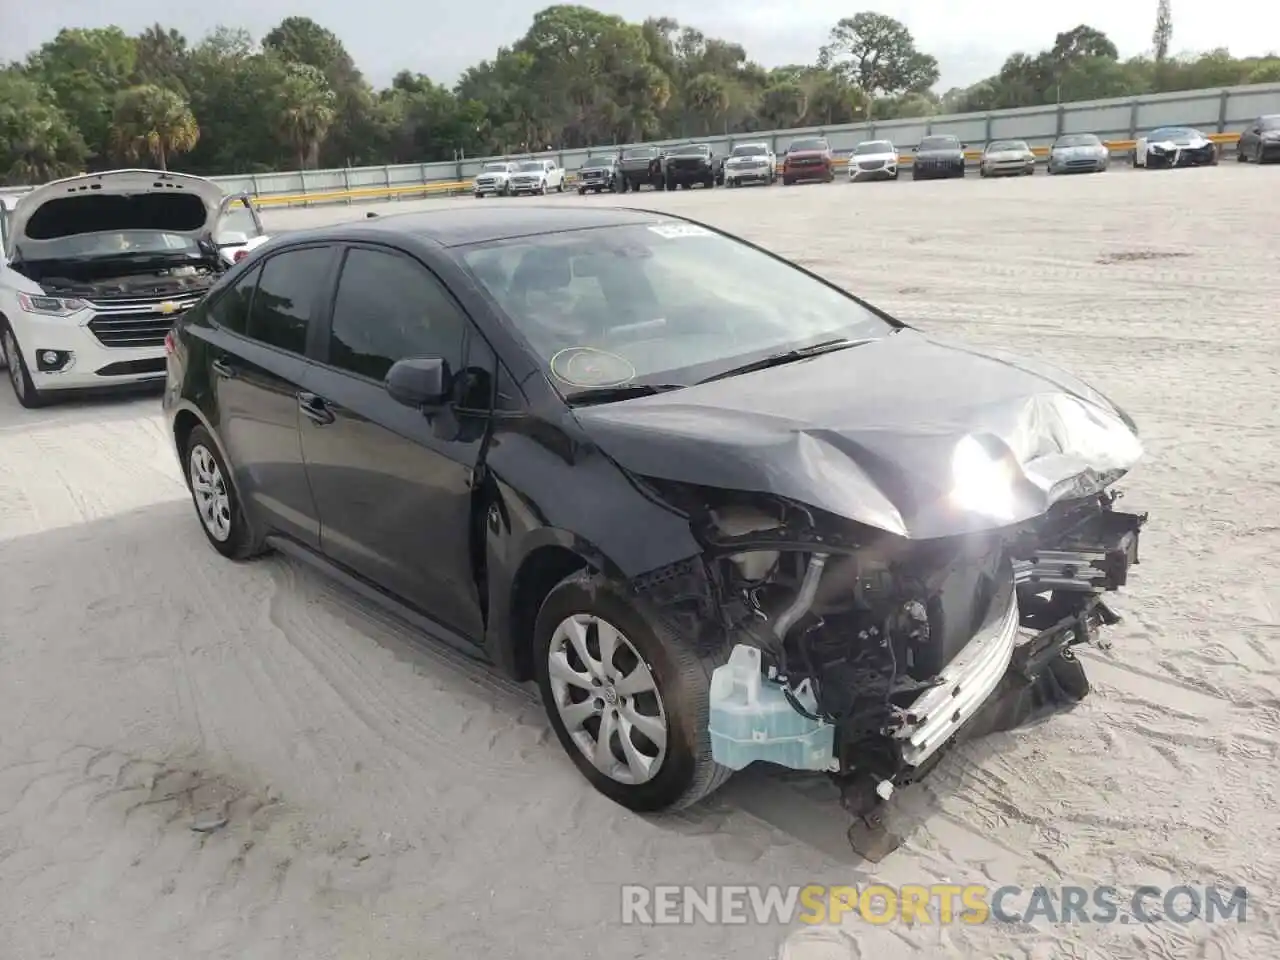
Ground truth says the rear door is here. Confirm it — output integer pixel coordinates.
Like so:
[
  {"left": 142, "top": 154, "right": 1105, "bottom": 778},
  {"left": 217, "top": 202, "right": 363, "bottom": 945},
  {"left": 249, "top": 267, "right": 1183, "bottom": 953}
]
[
  {"left": 210, "top": 245, "right": 336, "bottom": 548},
  {"left": 295, "top": 243, "right": 492, "bottom": 640}
]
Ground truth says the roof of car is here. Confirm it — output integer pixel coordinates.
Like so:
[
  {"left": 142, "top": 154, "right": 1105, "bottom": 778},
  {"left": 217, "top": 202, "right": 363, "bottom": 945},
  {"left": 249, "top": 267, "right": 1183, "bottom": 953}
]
[{"left": 284, "top": 205, "right": 671, "bottom": 249}]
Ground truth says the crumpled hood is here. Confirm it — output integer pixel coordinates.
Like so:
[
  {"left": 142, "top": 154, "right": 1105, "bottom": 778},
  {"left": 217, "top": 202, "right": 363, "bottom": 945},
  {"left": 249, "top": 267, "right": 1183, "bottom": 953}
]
[
  {"left": 10, "top": 170, "right": 224, "bottom": 256},
  {"left": 573, "top": 329, "right": 1144, "bottom": 540}
]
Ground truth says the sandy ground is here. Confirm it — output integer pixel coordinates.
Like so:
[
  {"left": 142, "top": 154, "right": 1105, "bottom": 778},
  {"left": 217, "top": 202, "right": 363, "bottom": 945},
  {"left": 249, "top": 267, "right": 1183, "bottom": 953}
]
[{"left": 3, "top": 164, "right": 1279, "bottom": 960}]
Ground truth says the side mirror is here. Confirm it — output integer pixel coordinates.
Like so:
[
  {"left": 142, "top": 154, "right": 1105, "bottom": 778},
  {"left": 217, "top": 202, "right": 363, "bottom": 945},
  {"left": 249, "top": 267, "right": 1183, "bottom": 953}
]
[{"left": 386, "top": 356, "right": 450, "bottom": 410}]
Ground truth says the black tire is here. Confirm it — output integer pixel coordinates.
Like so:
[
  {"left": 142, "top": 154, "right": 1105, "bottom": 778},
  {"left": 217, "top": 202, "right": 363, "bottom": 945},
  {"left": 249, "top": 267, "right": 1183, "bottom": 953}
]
[
  {"left": 533, "top": 570, "right": 733, "bottom": 812},
  {"left": 557, "top": 181, "right": 565, "bottom": 193},
  {"left": 1, "top": 322, "right": 48, "bottom": 409},
  {"left": 183, "top": 424, "right": 265, "bottom": 561},
  {"left": 1237, "top": 145, "right": 1248, "bottom": 162},
  {"left": 578, "top": 187, "right": 587, "bottom": 195},
  {"left": 1259, "top": 143, "right": 1268, "bottom": 163}
]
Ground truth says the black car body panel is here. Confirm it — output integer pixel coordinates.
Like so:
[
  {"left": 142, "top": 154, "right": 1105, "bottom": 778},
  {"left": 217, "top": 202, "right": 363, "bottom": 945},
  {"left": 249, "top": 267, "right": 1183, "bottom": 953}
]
[
  {"left": 573, "top": 329, "right": 1142, "bottom": 540},
  {"left": 1237, "top": 115, "right": 1280, "bottom": 162}
]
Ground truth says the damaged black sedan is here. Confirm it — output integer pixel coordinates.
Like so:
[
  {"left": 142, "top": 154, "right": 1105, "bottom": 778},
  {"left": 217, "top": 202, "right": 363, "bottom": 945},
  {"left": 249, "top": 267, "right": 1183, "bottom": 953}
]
[{"left": 164, "top": 206, "right": 1148, "bottom": 823}]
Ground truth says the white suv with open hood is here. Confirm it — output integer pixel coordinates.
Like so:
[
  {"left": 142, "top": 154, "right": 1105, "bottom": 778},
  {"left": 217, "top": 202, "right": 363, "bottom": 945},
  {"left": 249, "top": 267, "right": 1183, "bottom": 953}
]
[{"left": 0, "top": 169, "right": 259, "bottom": 408}]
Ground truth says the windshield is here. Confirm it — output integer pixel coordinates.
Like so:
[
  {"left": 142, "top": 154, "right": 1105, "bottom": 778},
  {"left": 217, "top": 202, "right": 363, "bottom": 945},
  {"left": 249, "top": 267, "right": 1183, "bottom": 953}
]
[
  {"left": 621, "top": 149, "right": 656, "bottom": 160},
  {"left": 1149, "top": 128, "right": 1196, "bottom": 141},
  {"left": 671, "top": 145, "right": 709, "bottom": 156},
  {"left": 1054, "top": 134, "right": 1100, "bottom": 147},
  {"left": 854, "top": 141, "right": 893, "bottom": 155},
  {"left": 987, "top": 140, "right": 1026, "bottom": 152},
  {"left": 581, "top": 157, "right": 613, "bottom": 169},
  {"left": 788, "top": 139, "right": 827, "bottom": 152},
  {"left": 481, "top": 162, "right": 510, "bottom": 172},
  {"left": 24, "top": 231, "right": 202, "bottom": 261},
  {"left": 1259, "top": 116, "right": 1280, "bottom": 131},
  {"left": 919, "top": 137, "right": 959, "bottom": 151},
  {"left": 516, "top": 161, "right": 543, "bottom": 172},
  {"left": 731, "top": 145, "right": 767, "bottom": 157},
  {"left": 456, "top": 222, "right": 893, "bottom": 397}
]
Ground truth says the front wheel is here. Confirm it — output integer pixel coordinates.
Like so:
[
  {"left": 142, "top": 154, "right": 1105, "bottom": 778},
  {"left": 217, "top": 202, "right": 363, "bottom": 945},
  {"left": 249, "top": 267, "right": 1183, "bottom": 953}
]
[
  {"left": 557, "top": 181, "right": 565, "bottom": 193},
  {"left": 184, "top": 425, "right": 264, "bottom": 561},
  {"left": 578, "top": 187, "right": 587, "bottom": 195},
  {"left": 534, "top": 571, "right": 732, "bottom": 812},
  {"left": 2, "top": 324, "right": 47, "bottom": 409}
]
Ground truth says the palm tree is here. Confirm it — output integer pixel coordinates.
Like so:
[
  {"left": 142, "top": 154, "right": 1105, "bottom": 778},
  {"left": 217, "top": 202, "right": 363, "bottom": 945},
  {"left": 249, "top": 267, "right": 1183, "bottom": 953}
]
[
  {"left": 275, "top": 63, "right": 336, "bottom": 170},
  {"left": 109, "top": 84, "right": 199, "bottom": 170}
]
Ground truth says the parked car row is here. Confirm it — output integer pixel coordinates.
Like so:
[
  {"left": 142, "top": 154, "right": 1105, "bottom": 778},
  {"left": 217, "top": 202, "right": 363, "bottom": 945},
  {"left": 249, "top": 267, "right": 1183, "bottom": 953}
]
[
  {"left": 567, "top": 114, "right": 1278, "bottom": 196},
  {"left": 474, "top": 159, "right": 567, "bottom": 198}
]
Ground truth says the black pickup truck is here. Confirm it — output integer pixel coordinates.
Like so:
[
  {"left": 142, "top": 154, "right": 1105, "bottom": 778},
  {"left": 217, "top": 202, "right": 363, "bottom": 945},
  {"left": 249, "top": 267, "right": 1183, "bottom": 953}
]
[
  {"left": 664, "top": 143, "right": 723, "bottom": 189},
  {"left": 577, "top": 154, "right": 621, "bottom": 194},
  {"left": 617, "top": 147, "right": 666, "bottom": 192}
]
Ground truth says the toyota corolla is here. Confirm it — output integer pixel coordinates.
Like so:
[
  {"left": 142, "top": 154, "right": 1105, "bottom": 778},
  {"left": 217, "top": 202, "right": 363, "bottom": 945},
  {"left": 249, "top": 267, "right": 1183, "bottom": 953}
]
[{"left": 163, "top": 206, "right": 1148, "bottom": 826}]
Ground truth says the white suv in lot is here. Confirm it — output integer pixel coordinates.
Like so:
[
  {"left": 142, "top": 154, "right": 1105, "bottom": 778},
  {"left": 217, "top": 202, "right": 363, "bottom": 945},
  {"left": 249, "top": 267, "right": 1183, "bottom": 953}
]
[
  {"left": 0, "top": 169, "right": 260, "bottom": 408},
  {"left": 508, "top": 159, "right": 566, "bottom": 195}
]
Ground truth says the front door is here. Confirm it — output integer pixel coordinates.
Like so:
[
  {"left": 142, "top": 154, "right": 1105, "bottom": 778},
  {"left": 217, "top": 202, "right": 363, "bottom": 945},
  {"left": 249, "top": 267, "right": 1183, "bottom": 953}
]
[
  {"left": 209, "top": 246, "right": 336, "bottom": 548},
  {"left": 296, "top": 244, "right": 490, "bottom": 641}
]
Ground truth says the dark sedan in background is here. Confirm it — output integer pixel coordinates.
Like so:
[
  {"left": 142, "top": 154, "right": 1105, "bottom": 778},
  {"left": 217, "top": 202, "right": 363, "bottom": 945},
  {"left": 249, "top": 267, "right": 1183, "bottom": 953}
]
[
  {"left": 161, "top": 204, "right": 1148, "bottom": 837},
  {"left": 1236, "top": 114, "right": 1280, "bottom": 163},
  {"left": 912, "top": 135, "right": 966, "bottom": 180}
]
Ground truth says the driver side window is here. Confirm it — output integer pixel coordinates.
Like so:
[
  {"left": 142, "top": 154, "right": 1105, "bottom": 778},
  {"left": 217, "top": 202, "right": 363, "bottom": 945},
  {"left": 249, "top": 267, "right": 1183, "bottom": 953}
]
[{"left": 327, "top": 247, "right": 465, "bottom": 383}]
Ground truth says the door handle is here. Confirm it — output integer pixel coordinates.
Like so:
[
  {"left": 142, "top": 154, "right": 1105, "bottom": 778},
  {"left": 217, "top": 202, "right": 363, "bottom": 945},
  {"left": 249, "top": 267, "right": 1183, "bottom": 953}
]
[
  {"left": 210, "top": 357, "right": 237, "bottom": 379},
  {"left": 297, "top": 391, "right": 335, "bottom": 425}
]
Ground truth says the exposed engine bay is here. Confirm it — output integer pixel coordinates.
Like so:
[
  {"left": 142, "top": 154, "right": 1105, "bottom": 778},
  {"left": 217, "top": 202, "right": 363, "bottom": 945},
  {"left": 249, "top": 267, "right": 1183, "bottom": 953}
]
[
  {"left": 633, "top": 478, "right": 1147, "bottom": 853},
  {"left": 12, "top": 246, "right": 223, "bottom": 302}
]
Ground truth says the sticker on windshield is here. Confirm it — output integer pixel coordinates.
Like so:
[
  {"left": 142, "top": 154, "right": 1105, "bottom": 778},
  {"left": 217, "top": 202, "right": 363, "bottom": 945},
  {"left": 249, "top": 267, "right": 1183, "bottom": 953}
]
[
  {"left": 549, "top": 347, "right": 637, "bottom": 388},
  {"left": 648, "top": 223, "right": 713, "bottom": 239}
]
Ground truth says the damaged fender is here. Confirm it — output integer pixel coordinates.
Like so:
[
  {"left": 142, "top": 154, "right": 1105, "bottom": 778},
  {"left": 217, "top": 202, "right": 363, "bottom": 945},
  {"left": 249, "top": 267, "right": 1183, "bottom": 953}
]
[{"left": 573, "top": 330, "right": 1143, "bottom": 540}]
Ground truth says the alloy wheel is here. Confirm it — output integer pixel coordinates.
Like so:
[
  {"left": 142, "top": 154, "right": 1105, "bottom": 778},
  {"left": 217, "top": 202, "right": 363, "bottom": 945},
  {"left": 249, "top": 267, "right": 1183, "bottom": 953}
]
[
  {"left": 189, "top": 443, "right": 232, "bottom": 542},
  {"left": 547, "top": 613, "right": 668, "bottom": 785}
]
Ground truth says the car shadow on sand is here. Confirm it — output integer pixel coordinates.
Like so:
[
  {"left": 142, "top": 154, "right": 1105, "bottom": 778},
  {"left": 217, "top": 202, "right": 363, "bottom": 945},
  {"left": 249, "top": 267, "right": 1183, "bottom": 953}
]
[{"left": 0, "top": 497, "right": 1035, "bottom": 871}]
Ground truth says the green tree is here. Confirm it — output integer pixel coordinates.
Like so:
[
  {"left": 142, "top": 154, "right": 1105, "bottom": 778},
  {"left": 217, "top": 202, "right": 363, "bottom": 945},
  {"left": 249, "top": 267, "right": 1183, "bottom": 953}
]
[
  {"left": 1153, "top": 0, "right": 1173, "bottom": 62},
  {"left": 26, "top": 27, "right": 138, "bottom": 166},
  {"left": 109, "top": 84, "right": 199, "bottom": 169},
  {"left": 0, "top": 69, "right": 88, "bottom": 186},
  {"left": 758, "top": 82, "right": 809, "bottom": 129},
  {"left": 274, "top": 62, "right": 337, "bottom": 170},
  {"left": 818, "top": 12, "right": 939, "bottom": 114},
  {"left": 133, "top": 25, "right": 190, "bottom": 93}
]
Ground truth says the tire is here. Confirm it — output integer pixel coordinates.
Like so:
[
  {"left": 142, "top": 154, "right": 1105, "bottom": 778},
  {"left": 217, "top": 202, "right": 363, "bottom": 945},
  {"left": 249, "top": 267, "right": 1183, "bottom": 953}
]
[
  {"left": 593, "top": 187, "right": 602, "bottom": 194},
  {"left": 557, "top": 181, "right": 565, "bottom": 193},
  {"left": 533, "top": 570, "right": 733, "bottom": 812},
  {"left": 782, "top": 177, "right": 793, "bottom": 186},
  {"left": 1259, "top": 143, "right": 1267, "bottom": 164},
  {"left": 578, "top": 187, "right": 587, "bottom": 195},
  {"left": 1237, "top": 145, "right": 1248, "bottom": 162},
  {"left": 183, "top": 424, "right": 265, "bottom": 561},
  {"left": 1, "top": 323, "right": 47, "bottom": 409}
]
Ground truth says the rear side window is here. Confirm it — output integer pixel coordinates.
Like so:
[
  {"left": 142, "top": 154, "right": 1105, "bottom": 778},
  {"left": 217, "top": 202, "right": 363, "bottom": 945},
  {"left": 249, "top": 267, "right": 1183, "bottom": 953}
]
[
  {"left": 207, "top": 264, "right": 262, "bottom": 334},
  {"left": 247, "top": 247, "right": 330, "bottom": 354},
  {"left": 327, "top": 247, "right": 466, "bottom": 382}
]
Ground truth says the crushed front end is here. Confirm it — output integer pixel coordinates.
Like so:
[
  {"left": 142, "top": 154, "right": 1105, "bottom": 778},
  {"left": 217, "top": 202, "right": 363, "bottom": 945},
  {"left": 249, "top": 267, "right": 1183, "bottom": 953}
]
[{"left": 641, "top": 481, "right": 1147, "bottom": 824}]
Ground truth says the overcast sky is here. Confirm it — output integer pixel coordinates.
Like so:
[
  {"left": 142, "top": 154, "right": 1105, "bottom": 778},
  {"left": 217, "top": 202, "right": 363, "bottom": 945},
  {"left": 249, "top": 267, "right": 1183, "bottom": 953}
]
[{"left": 5, "top": 0, "right": 1278, "bottom": 92}]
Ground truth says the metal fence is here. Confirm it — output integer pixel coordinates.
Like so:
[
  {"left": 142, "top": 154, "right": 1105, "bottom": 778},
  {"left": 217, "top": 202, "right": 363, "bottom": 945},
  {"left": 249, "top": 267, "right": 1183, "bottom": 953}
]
[{"left": 3, "top": 81, "right": 1278, "bottom": 207}]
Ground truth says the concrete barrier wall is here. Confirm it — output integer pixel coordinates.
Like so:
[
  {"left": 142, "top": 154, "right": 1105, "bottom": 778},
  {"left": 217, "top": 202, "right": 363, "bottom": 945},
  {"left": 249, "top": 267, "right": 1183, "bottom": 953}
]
[{"left": 3, "top": 82, "right": 1278, "bottom": 207}]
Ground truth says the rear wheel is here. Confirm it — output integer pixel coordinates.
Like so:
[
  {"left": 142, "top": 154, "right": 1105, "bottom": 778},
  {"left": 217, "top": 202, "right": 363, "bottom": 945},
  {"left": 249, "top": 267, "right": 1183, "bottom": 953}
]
[
  {"left": 534, "top": 570, "right": 732, "bottom": 812},
  {"left": 1, "top": 324, "right": 47, "bottom": 409},
  {"left": 184, "top": 425, "right": 264, "bottom": 561}
]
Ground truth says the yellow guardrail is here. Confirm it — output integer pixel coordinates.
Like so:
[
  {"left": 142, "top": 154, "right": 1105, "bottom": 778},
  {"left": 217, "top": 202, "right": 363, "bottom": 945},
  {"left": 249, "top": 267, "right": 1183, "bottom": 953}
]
[{"left": 251, "top": 132, "right": 1242, "bottom": 208}]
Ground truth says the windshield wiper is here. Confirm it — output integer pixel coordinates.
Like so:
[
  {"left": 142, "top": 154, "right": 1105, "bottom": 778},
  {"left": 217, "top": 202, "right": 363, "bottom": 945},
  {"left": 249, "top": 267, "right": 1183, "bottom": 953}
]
[
  {"left": 565, "top": 384, "right": 685, "bottom": 407},
  {"left": 697, "top": 338, "right": 872, "bottom": 384}
]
